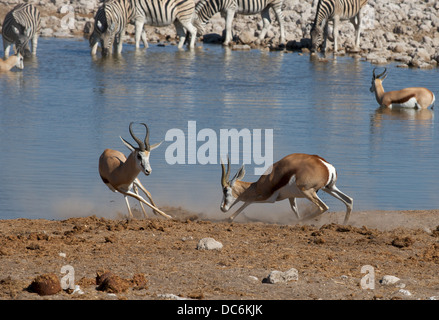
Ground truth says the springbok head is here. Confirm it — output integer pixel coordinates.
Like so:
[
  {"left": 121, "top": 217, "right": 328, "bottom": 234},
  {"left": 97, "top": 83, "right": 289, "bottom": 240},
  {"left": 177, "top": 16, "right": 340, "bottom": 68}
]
[
  {"left": 120, "top": 122, "right": 162, "bottom": 176},
  {"left": 220, "top": 157, "right": 245, "bottom": 212},
  {"left": 370, "top": 67, "right": 388, "bottom": 93}
]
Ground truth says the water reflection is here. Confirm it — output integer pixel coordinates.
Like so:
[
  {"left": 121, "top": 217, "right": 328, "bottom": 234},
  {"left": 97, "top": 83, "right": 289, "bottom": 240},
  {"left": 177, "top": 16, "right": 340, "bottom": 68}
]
[{"left": 371, "top": 107, "right": 434, "bottom": 128}]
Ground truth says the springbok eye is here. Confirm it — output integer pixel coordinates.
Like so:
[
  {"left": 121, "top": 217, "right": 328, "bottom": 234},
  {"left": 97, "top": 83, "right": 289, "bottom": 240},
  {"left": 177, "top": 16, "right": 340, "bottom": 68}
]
[{"left": 137, "top": 154, "right": 142, "bottom": 160}]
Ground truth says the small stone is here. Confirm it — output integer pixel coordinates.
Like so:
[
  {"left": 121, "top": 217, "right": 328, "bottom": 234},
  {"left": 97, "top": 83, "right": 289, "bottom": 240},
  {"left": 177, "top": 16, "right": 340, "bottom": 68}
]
[
  {"left": 398, "top": 289, "right": 412, "bottom": 296},
  {"left": 231, "top": 44, "right": 251, "bottom": 51},
  {"left": 380, "top": 275, "right": 400, "bottom": 286},
  {"left": 263, "top": 268, "right": 299, "bottom": 284},
  {"left": 196, "top": 238, "right": 223, "bottom": 250},
  {"left": 384, "top": 32, "right": 396, "bottom": 42}
]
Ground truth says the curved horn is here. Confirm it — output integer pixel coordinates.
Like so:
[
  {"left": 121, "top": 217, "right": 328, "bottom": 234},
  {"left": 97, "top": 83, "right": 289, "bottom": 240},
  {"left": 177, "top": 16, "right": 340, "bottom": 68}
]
[
  {"left": 140, "top": 123, "right": 150, "bottom": 151},
  {"left": 221, "top": 156, "right": 231, "bottom": 187},
  {"left": 377, "top": 68, "right": 387, "bottom": 79},
  {"left": 128, "top": 122, "right": 146, "bottom": 151},
  {"left": 372, "top": 67, "right": 377, "bottom": 79}
]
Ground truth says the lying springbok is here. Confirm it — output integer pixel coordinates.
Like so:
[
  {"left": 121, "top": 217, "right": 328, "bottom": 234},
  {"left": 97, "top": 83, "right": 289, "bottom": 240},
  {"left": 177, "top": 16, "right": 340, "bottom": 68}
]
[
  {"left": 220, "top": 153, "right": 353, "bottom": 224},
  {"left": 0, "top": 53, "right": 24, "bottom": 72},
  {"left": 370, "top": 68, "right": 435, "bottom": 109},
  {"left": 99, "top": 122, "right": 172, "bottom": 219}
]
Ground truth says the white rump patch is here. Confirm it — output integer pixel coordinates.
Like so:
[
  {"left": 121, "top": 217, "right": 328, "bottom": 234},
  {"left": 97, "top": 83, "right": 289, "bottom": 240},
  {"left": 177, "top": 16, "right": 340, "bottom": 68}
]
[
  {"left": 390, "top": 97, "right": 418, "bottom": 109},
  {"left": 319, "top": 159, "right": 337, "bottom": 187}
]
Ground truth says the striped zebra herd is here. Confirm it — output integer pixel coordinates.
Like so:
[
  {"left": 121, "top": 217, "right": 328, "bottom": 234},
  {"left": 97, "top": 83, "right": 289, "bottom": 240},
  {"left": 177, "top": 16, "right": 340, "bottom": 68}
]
[
  {"left": 2, "top": 0, "right": 370, "bottom": 60},
  {"left": 1, "top": 1, "right": 435, "bottom": 223}
]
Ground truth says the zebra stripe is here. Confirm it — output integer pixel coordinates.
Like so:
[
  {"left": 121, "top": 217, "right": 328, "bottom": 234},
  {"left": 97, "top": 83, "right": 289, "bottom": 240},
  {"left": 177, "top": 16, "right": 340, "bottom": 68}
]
[
  {"left": 311, "top": 0, "right": 368, "bottom": 53},
  {"left": 2, "top": 3, "right": 41, "bottom": 58},
  {"left": 134, "top": 0, "right": 197, "bottom": 48},
  {"left": 90, "top": 0, "right": 197, "bottom": 55},
  {"left": 90, "top": 0, "right": 135, "bottom": 55},
  {"left": 193, "top": 0, "right": 286, "bottom": 46}
]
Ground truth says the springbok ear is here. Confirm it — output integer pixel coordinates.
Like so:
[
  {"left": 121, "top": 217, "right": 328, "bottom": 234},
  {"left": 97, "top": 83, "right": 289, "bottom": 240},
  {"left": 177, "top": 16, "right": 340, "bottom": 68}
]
[
  {"left": 150, "top": 141, "right": 163, "bottom": 151},
  {"left": 381, "top": 73, "right": 388, "bottom": 81},
  {"left": 120, "top": 136, "right": 135, "bottom": 152},
  {"left": 231, "top": 165, "right": 245, "bottom": 185}
]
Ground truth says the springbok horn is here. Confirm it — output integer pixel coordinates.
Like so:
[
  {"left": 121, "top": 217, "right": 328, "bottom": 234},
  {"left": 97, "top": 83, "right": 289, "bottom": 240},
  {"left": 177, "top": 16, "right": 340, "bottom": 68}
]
[
  {"left": 221, "top": 159, "right": 227, "bottom": 187},
  {"left": 129, "top": 122, "right": 146, "bottom": 151},
  {"left": 140, "top": 123, "right": 150, "bottom": 151},
  {"left": 372, "top": 67, "right": 377, "bottom": 79},
  {"left": 377, "top": 68, "right": 387, "bottom": 79},
  {"left": 221, "top": 156, "right": 231, "bottom": 186}
]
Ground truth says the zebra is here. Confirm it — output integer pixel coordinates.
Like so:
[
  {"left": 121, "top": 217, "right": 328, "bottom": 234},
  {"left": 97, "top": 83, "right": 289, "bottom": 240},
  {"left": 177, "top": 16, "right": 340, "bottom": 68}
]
[
  {"left": 2, "top": 3, "right": 42, "bottom": 59},
  {"left": 134, "top": 0, "right": 197, "bottom": 49},
  {"left": 193, "top": 0, "right": 286, "bottom": 46},
  {"left": 90, "top": 0, "right": 197, "bottom": 56},
  {"left": 90, "top": 0, "right": 137, "bottom": 56},
  {"left": 310, "top": 0, "right": 368, "bottom": 54}
]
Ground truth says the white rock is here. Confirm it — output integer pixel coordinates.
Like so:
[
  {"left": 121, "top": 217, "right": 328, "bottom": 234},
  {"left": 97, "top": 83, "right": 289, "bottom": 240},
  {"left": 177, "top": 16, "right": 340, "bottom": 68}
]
[
  {"left": 380, "top": 275, "right": 400, "bottom": 286},
  {"left": 264, "top": 268, "right": 299, "bottom": 284},
  {"left": 158, "top": 293, "right": 188, "bottom": 300},
  {"left": 398, "top": 289, "right": 412, "bottom": 296},
  {"left": 196, "top": 237, "right": 223, "bottom": 251}
]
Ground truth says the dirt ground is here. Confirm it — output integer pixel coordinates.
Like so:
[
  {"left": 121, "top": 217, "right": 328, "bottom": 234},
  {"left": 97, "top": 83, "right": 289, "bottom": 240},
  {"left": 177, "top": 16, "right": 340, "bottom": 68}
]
[{"left": 0, "top": 207, "right": 438, "bottom": 301}]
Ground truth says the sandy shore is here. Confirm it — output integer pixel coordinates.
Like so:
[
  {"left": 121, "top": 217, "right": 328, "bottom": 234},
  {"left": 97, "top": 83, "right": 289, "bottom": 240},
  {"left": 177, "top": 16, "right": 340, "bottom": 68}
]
[{"left": 0, "top": 208, "right": 438, "bottom": 300}]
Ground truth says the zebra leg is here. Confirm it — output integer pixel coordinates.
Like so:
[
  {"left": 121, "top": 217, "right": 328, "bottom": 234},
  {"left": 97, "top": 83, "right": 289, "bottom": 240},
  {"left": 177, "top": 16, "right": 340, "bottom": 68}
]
[
  {"left": 273, "top": 5, "right": 286, "bottom": 45},
  {"left": 115, "top": 31, "right": 123, "bottom": 54},
  {"left": 258, "top": 7, "right": 272, "bottom": 43},
  {"left": 332, "top": 16, "right": 339, "bottom": 53},
  {"left": 91, "top": 42, "right": 99, "bottom": 55},
  {"left": 351, "top": 10, "right": 362, "bottom": 50},
  {"left": 184, "top": 22, "right": 198, "bottom": 49},
  {"left": 135, "top": 19, "right": 147, "bottom": 49},
  {"left": 31, "top": 33, "right": 38, "bottom": 55},
  {"left": 174, "top": 20, "right": 187, "bottom": 49},
  {"left": 141, "top": 29, "right": 148, "bottom": 49},
  {"left": 322, "top": 21, "right": 329, "bottom": 53},
  {"left": 223, "top": 8, "right": 236, "bottom": 46}
]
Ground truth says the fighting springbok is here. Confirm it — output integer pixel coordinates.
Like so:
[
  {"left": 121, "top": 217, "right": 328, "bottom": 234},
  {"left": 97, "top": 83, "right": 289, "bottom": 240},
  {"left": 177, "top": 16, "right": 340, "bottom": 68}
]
[
  {"left": 220, "top": 153, "right": 353, "bottom": 224},
  {"left": 99, "top": 122, "right": 172, "bottom": 219},
  {"left": 370, "top": 68, "right": 435, "bottom": 109},
  {"left": 0, "top": 53, "right": 24, "bottom": 72}
]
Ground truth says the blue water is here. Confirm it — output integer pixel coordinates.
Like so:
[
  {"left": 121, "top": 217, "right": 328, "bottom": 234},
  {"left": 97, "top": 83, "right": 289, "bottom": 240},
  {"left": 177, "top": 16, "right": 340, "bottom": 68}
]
[{"left": 0, "top": 37, "right": 438, "bottom": 221}]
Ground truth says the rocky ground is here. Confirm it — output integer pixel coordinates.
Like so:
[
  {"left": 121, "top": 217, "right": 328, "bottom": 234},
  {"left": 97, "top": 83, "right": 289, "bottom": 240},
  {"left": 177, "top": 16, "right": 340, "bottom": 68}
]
[
  {"left": 0, "top": 208, "right": 439, "bottom": 301},
  {"left": 1, "top": 0, "right": 438, "bottom": 68}
]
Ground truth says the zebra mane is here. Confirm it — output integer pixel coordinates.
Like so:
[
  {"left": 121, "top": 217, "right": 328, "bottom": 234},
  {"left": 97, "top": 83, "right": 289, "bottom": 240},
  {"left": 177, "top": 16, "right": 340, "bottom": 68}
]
[
  {"left": 311, "top": 0, "right": 324, "bottom": 30},
  {"left": 11, "top": 4, "right": 31, "bottom": 27}
]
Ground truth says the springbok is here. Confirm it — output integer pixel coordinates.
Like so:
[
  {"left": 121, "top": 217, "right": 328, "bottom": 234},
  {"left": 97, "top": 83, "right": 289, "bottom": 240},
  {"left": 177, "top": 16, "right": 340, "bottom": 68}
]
[
  {"left": 370, "top": 68, "right": 435, "bottom": 109},
  {"left": 220, "top": 153, "right": 353, "bottom": 224},
  {"left": 99, "top": 122, "right": 172, "bottom": 219},
  {"left": 0, "top": 53, "right": 24, "bottom": 72}
]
